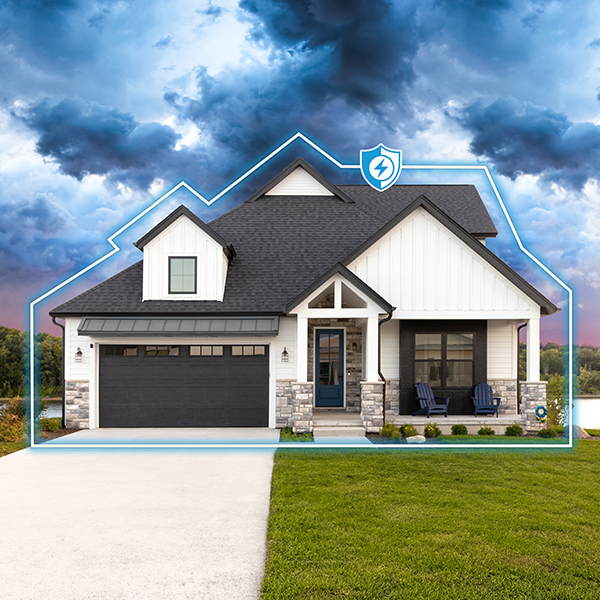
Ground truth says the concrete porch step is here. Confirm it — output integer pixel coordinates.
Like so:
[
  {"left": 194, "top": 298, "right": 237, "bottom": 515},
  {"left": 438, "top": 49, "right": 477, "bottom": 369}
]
[{"left": 312, "top": 426, "right": 371, "bottom": 445}]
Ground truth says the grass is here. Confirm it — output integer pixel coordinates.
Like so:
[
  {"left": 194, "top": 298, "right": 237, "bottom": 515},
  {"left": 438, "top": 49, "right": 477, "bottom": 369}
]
[
  {"left": 261, "top": 442, "right": 600, "bottom": 599},
  {"left": 585, "top": 429, "right": 600, "bottom": 437},
  {"left": 280, "top": 427, "right": 314, "bottom": 442}
]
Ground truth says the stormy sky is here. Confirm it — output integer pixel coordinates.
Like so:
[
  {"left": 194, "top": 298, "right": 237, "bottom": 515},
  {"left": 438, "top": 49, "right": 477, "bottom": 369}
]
[{"left": 1, "top": 0, "right": 599, "bottom": 345}]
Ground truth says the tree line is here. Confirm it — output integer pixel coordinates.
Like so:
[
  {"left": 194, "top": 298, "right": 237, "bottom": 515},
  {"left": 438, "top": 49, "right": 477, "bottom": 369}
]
[{"left": 0, "top": 326, "right": 62, "bottom": 398}]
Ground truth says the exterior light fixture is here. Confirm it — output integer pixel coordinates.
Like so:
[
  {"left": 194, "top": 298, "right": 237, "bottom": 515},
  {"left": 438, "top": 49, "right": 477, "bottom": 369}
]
[
  {"left": 281, "top": 347, "right": 289, "bottom": 362},
  {"left": 75, "top": 347, "right": 83, "bottom": 363},
  {"left": 352, "top": 342, "right": 358, "bottom": 351}
]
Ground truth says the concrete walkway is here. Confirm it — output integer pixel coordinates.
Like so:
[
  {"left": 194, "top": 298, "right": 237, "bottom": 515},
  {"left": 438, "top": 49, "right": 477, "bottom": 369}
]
[{"left": 0, "top": 430, "right": 277, "bottom": 600}]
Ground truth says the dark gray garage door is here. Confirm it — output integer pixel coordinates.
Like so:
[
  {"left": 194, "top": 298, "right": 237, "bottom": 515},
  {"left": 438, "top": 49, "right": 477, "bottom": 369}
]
[{"left": 99, "top": 344, "right": 269, "bottom": 427}]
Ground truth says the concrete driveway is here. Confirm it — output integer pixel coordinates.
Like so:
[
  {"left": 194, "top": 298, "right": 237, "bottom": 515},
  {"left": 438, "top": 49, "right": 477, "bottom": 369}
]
[{"left": 0, "top": 429, "right": 277, "bottom": 600}]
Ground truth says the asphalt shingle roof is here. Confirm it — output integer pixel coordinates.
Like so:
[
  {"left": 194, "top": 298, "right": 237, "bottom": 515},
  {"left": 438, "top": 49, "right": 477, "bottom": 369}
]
[{"left": 51, "top": 183, "right": 502, "bottom": 317}]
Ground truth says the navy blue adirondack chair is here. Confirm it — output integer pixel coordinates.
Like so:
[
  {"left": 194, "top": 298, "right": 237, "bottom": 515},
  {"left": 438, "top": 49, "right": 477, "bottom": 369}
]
[
  {"left": 413, "top": 383, "right": 450, "bottom": 417},
  {"left": 472, "top": 383, "right": 501, "bottom": 417}
]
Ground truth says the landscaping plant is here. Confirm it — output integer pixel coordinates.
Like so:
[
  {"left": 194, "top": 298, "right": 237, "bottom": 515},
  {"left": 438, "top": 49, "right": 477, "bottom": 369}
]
[
  {"left": 538, "top": 427, "right": 558, "bottom": 438},
  {"left": 451, "top": 424, "right": 468, "bottom": 435},
  {"left": 399, "top": 423, "right": 417, "bottom": 438},
  {"left": 477, "top": 426, "right": 495, "bottom": 435},
  {"left": 379, "top": 422, "right": 399, "bottom": 438},
  {"left": 423, "top": 422, "right": 441, "bottom": 438},
  {"left": 504, "top": 423, "right": 524, "bottom": 437}
]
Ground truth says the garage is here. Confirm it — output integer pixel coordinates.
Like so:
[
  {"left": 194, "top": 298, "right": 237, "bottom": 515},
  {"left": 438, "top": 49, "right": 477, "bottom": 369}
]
[{"left": 99, "top": 344, "right": 269, "bottom": 427}]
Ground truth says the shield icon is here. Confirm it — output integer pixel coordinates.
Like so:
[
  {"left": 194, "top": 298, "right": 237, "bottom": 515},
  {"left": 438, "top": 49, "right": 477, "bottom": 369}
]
[{"left": 360, "top": 144, "right": 402, "bottom": 191}]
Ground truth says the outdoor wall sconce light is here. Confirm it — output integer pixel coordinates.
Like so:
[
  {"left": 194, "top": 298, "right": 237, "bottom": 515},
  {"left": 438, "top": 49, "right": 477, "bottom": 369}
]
[
  {"left": 75, "top": 347, "right": 83, "bottom": 363},
  {"left": 352, "top": 342, "right": 358, "bottom": 351},
  {"left": 281, "top": 347, "right": 289, "bottom": 362}
]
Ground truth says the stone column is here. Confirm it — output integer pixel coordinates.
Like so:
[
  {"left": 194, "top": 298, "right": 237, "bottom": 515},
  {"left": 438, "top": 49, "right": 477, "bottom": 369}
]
[
  {"left": 65, "top": 380, "right": 90, "bottom": 429},
  {"left": 276, "top": 380, "right": 294, "bottom": 428},
  {"left": 361, "top": 382, "right": 384, "bottom": 433},
  {"left": 384, "top": 379, "right": 400, "bottom": 415},
  {"left": 521, "top": 381, "right": 547, "bottom": 432},
  {"left": 487, "top": 379, "right": 518, "bottom": 415},
  {"left": 291, "top": 382, "right": 313, "bottom": 433}
]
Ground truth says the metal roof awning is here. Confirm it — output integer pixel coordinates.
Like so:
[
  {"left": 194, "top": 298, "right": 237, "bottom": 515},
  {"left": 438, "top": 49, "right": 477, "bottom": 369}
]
[{"left": 78, "top": 316, "right": 280, "bottom": 337}]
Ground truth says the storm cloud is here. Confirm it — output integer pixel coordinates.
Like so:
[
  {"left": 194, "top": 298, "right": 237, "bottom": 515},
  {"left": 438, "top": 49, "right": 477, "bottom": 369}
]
[
  {"left": 14, "top": 98, "right": 182, "bottom": 190},
  {"left": 452, "top": 98, "right": 600, "bottom": 190}
]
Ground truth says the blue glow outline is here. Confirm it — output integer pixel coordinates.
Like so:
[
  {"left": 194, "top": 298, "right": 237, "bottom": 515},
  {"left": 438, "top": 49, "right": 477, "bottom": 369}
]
[{"left": 28, "top": 132, "right": 573, "bottom": 450}]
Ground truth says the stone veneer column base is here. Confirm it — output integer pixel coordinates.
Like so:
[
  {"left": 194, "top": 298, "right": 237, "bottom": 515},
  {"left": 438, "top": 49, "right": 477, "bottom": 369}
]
[
  {"left": 521, "top": 381, "right": 547, "bottom": 432},
  {"left": 487, "top": 378, "right": 518, "bottom": 415},
  {"left": 384, "top": 379, "right": 400, "bottom": 415},
  {"left": 361, "top": 382, "right": 384, "bottom": 433},
  {"left": 65, "top": 380, "right": 90, "bottom": 429},
  {"left": 291, "top": 382, "right": 313, "bottom": 433},
  {"left": 276, "top": 380, "right": 294, "bottom": 428}
]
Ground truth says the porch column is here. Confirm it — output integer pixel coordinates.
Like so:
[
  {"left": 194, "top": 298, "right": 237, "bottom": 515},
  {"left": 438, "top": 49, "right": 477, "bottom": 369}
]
[
  {"left": 365, "top": 315, "right": 379, "bottom": 382},
  {"left": 296, "top": 316, "right": 308, "bottom": 382},
  {"left": 526, "top": 317, "right": 540, "bottom": 381}
]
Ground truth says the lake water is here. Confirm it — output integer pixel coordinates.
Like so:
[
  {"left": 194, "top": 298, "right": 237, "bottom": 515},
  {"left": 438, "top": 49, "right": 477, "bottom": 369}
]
[{"left": 0, "top": 399, "right": 62, "bottom": 419}]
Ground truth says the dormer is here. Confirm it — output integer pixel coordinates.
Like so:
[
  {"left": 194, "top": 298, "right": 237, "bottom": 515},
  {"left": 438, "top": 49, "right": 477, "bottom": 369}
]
[{"left": 134, "top": 205, "right": 235, "bottom": 302}]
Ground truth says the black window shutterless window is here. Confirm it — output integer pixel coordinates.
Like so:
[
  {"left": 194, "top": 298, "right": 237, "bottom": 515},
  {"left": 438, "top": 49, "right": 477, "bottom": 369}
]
[{"left": 169, "top": 257, "right": 197, "bottom": 294}]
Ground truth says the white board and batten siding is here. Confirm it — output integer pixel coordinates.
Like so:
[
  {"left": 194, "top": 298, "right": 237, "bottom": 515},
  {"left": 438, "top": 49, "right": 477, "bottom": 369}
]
[
  {"left": 142, "top": 215, "right": 228, "bottom": 301},
  {"left": 487, "top": 320, "right": 517, "bottom": 379},
  {"left": 380, "top": 319, "right": 400, "bottom": 379},
  {"left": 65, "top": 317, "right": 93, "bottom": 382},
  {"left": 265, "top": 167, "right": 334, "bottom": 196},
  {"left": 275, "top": 316, "right": 297, "bottom": 380},
  {"left": 347, "top": 207, "right": 541, "bottom": 320}
]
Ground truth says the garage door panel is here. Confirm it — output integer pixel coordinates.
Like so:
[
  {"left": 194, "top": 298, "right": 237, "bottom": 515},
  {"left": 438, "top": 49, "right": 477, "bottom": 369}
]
[{"left": 99, "top": 344, "right": 269, "bottom": 427}]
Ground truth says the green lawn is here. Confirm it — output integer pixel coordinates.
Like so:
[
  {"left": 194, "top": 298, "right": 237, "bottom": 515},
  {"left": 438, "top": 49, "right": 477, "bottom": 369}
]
[{"left": 261, "top": 441, "right": 600, "bottom": 600}]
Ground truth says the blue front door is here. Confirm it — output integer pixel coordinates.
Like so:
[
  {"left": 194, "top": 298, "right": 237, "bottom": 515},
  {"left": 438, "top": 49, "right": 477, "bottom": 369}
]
[{"left": 315, "top": 329, "right": 344, "bottom": 407}]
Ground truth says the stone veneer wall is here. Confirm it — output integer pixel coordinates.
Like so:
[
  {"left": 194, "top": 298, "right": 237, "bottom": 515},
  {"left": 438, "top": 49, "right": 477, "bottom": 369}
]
[
  {"left": 487, "top": 378, "right": 518, "bottom": 415},
  {"left": 307, "top": 318, "right": 362, "bottom": 411},
  {"left": 521, "top": 381, "right": 547, "bottom": 432},
  {"left": 361, "top": 382, "right": 384, "bottom": 433},
  {"left": 384, "top": 379, "right": 400, "bottom": 415},
  {"left": 276, "top": 380, "right": 294, "bottom": 428},
  {"left": 291, "top": 382, "right": 313, "bottom": 433},
  {"left": 65, "top": 380, "right": 89, "bottom": 429}
]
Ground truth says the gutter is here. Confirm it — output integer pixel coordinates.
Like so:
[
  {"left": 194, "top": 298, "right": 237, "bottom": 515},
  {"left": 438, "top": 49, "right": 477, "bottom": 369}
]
[
  {"left": 51, "top": 316, "right": 66, "bottom": 429},
  {"left": 378, "top": 310, "right": 395, "bottom": 423}
]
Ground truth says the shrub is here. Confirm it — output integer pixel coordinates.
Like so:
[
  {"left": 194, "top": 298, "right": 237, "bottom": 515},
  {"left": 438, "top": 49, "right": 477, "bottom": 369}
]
[
  {"left": 424, "top": 422, "right": 442, "bottom": 438},
  {"left": 400, "top": 423, "right": 417, "bottom": 438},
  {"left": 380, "top": 422, "right": 399, "bottom": 438},
  {"left": 477, "top": 426, "right": 495, "bottom": 436},
  {"left": 39, "top": 417, "right": 61, "bottom": 432},
  {"left": 546, "top": 374, "right": 567, "bottom": 426},
  {"left": 0, "top": 413, "right": 25, "bottom": 443},
  {"left": 279, "top": 427, "right": 313, "bottom": 442},
  {"left": 505, "top": 423, "right": 524, "bottom": 437},
  {"left": 451, "top": 424, "right": 468, "bottom": 436},
  {"left": 538, "top": 428, "right": 558, "bottom": 438},
  {"left": 391, "top": 429, "right": 402, "bottom": 442}
]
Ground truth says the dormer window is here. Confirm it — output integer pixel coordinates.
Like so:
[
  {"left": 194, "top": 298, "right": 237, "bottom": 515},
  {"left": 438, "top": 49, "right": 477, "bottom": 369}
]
[{"left": 169, "top": 257, "right": 197, "bottom": 294}]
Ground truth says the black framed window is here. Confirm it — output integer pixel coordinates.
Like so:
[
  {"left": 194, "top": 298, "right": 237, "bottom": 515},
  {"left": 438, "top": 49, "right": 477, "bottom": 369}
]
[
  {"left": 190, "top": 345, "right": 224, "bottom": 356},
  {"left": 102, "top": 346, "right": 138, "bottom": 356},
  {"left": 414, "top": 332, "right": 473, "bottom": 387},
  {"left": 231, "top": 345, "right": 266, "bottom": 356},
  {"left": 169, "top": 257, "right": 197, "bottom": 294}
]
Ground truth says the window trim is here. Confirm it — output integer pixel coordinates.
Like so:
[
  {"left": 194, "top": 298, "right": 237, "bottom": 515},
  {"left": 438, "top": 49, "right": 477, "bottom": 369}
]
[{"left": 168, "top": 256, "right": 197, "bottom": 295}]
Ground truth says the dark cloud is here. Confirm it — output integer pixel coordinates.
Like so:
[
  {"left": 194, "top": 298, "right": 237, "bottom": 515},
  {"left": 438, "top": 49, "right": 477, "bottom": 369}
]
[
  {"left": 451, "top": 98, "right": 600, "bottom": 190},
  {"left": 153, "top": 35, "right": 173, "bottom": 49},
  {"left": 199, "top": 1, "right": 223, "bottom": 19},
  {"left": 14, "top": 98, "right": 183, "bottom": 190},
  {"left": 166, "top": 0, "right": 423, "bottom": 161}
]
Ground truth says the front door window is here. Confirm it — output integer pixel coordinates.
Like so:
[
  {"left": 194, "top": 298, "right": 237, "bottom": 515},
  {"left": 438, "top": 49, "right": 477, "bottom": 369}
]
[{"left": 315, "top": 329, "right": 344, "bottom": 407}]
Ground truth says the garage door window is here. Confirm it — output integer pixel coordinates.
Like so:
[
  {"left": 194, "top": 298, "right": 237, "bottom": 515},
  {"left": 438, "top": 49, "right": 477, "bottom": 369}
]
[
  {"left": 232, "top": 345, "right": 266, "bottom": 356},
  {"left": 102, "top": 346, "right": 138, "bottom": 356},
  {"left": 190, "top": 345, "right": 224, "bottom": 356},
  {"left": 146, "top": 345, "right": 180, "bottom": 356}
]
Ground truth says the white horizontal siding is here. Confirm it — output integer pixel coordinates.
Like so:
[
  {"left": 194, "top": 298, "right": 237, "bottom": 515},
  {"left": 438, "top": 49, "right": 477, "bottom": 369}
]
[
  {"left": 380, "top": 319, "right": 399, "bottom": 379},
  {"left": 143, "top": 215, "right": 227, "bottom": 301},
  {"left": 487, "top": 320, "right": 516, "bottom": 379},
  {"left": 348, "top": 207, "right": 540, "bottom": 318},
  {"left": 265, "top": 167, "right": 334, "bottom": 196},
  {"left": 65, "top": 317, "right": 93, "bottom": 381},
  {"left": 275, "top": 317, "right": 297, "bottom": 380}
]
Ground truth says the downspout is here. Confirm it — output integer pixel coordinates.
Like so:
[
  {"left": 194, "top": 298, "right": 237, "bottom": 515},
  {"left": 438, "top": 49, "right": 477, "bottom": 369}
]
[
  {"left": 378, "top": 310, "right": 394, "bottom": 423},
  {"left": 516, "top": 322, "right": 527, "bottom": 414},
  {"left": 51, "top": 316, "right": 66, "bottom": 429}
]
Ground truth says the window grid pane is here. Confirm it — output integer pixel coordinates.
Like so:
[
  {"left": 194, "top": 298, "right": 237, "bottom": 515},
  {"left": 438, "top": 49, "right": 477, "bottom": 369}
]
[{"left": 169, "top": 257, "right": 196, "bottom": 294}]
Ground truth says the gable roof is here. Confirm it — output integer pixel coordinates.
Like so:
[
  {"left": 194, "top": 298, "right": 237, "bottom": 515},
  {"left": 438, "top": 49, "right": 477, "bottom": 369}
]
[
  {"left": 134, "top": 204, "right": 236, "bottom": 261},
  {"left": 342, "top": 195, "right": 558, "bottom": 316},
  {"left": 284, "top": 262, "right": 395, "bottom": 314},
  {"left": 50, "top": 158, "right": 555, "bottom": 318},
  {"left": 245, "top": 157, "right": 355, "bottom": 204}
]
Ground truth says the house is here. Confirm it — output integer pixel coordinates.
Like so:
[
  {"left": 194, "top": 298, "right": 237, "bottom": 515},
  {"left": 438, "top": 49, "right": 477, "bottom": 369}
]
[{"left": 50, "top": 158, "right": 557, "bottom": 433}]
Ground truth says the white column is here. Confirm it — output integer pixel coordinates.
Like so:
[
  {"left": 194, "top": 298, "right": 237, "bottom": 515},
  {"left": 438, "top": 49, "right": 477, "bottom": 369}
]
[
  {"left": 296, "top": 316, "right": 308, "bottom": 382},
  {"left": 365, "top": 315, "right": 379, "bottom": 382},
  {"left": 526, "top": 317, "right": 540, "bottom": 382}
]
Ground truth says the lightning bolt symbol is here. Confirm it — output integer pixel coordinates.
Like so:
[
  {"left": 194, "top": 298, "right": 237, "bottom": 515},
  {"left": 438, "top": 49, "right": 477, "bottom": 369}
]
[{"left": 373, "top": 158, "right": 388, "bottom": 177}]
